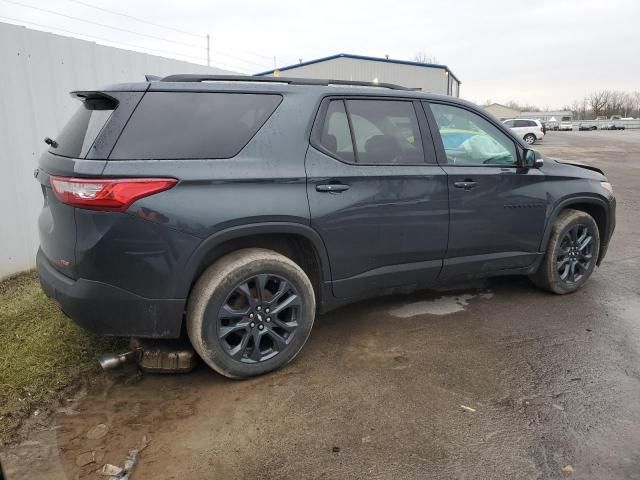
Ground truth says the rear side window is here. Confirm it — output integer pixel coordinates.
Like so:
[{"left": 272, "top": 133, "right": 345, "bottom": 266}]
[
  {"left": 52, "top": 97, "right": 115, "bottom": 158},
  {"left": 318, "top": 99, "right": 426, "bottom": 165},
  {"left": 110, "top": 92, "right": 282, "bottom": 160},
  {"left": 346, "top": 100, "right": 424, "bottom": 164}
]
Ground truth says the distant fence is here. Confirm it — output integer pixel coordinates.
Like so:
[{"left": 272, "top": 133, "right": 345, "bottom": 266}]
[
  {"left": 570, "top": 119, "right": 640, "bottom": 129},
  {"left": 0, "top": 22, "right": 237, "bottom": 279}
]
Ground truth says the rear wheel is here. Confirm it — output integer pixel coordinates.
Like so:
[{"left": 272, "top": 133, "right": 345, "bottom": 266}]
[
  {"left": 187, "top": 248, "right": 316, "bottom": 378},
  {"left": 524, "top": 133, "right": 536, "bottom": 145},
  {"left": 530, "top": 209, "right": 600, "bottom": 294}
]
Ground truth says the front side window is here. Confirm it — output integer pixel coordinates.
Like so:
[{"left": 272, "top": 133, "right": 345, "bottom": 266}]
[{"left": 430, "top": 103, "right": 518, "bottom": 167}]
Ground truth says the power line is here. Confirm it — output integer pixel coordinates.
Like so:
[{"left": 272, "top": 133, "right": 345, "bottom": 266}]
[
  {"left": 67, "top": 0, "right": 204, "bottom": 39},
  {"left": 204, "top": 46, "right": 272, "bottom": 69},
  {"left": 1, "top": 0, "right": 207, "bottom": 50},
  {"left": 0, "top": 15, "right": 255, "bottom": 72},
  {"left": 1, "top": 0, "right": 273, "bottom": 69},
  {"left": 67, "top": 0, "right": 274, "bottom": 61}
]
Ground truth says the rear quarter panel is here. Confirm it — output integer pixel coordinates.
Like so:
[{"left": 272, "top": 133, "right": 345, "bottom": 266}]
[{"left": 99, "top": 90, "right": 317, "bottom": 296}]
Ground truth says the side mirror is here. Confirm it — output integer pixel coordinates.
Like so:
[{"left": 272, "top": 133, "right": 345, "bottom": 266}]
[{"left": 523, "top": 149, "right": 543, "bottom": 168}]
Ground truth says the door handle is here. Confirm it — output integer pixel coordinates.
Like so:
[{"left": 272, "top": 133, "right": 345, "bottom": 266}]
[
  {"left": 316, "top": 183, "right": 350, "bottom": 193},
  {"left": 453, "top": 181, "right": 478, "bottom": 190}
]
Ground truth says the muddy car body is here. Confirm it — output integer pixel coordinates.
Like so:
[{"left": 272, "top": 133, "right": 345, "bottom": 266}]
[{"left": 37, "top": 75, "right": 616, "bottom": 377}]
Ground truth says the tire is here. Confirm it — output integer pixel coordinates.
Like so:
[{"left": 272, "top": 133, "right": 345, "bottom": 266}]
[
  {"left": 530, "top": 209, "right": 600, "bottom": 294},
  {"left": 187, "top": 248, "right": 316, "bottom": 379},
  {"left": 524, "top": 133, "right": 536, "bottom": 145}
]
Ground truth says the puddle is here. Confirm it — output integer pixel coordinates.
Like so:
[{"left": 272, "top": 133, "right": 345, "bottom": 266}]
[{"left": 389, "top": 292, "right": 493, "bottom": 318}]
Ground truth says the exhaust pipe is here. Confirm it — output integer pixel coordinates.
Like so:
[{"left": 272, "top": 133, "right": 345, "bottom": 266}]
[
  {"left": 98, "top": 339, "right": 198, "bottom": 373},
  {"left": 98, "top": 351, "right": 137, "bottom": 371}
]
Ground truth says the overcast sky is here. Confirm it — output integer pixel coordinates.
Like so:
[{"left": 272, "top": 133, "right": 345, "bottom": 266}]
[{"left": 1, "top": 0, "right": 638, "bottom": 107}]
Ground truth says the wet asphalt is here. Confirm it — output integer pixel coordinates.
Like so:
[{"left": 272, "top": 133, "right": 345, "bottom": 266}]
[{"left": 2, "top": 130, "right": 640, "bottom": 480}]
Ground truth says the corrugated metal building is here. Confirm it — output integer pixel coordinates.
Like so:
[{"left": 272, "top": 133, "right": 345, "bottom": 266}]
[
  {"left": 483, "top": 103, "right": 521, "bottom": 120},
  {"left": 257, "top": 53, "right": 461, "bottom": 97},
  {"left": 0, "top": 21, "right": 237, "bottom": 279}
]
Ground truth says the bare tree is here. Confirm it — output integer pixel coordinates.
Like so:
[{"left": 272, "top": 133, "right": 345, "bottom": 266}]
[
  {"left": 413, "top": 52, "right": 439, "bottom": 64},
  {"left": 505, "top": 100, "right": 541, "bottom": 112},
  {"left": 589, "top": 91, "right": 608, "bottom": 118}
]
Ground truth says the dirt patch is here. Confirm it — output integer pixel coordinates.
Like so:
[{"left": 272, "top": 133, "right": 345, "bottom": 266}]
[{"left": 0, "top": 271, "right": 125, "bottom": 445}]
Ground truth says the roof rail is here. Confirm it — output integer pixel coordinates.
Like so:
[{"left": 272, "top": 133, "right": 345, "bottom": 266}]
[{"left": 159, "top": 74, "right": 414, "bottom": 91}]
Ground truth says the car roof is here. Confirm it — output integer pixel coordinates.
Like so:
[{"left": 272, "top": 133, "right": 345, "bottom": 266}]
[{"left": 97, "top": 75, "right": 474, "bottom": 107}]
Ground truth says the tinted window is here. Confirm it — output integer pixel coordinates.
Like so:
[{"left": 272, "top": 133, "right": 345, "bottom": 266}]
[
  {"left": 320, "top": 100, "right": 355, "bottom": 162},
  {"left": 52, "top": 97, "right": 115, "bottom": 158},
  {"left": 111, "top": 92, "right": 282, "bottom": 160},
  {"left": 503, "top": 120, "right": 515, "bottom": 127},
  {"left": 345, "top": 100, "right": 424, "bottom": 164},
  {"left": 513, "top": 120, "right": 527, "bottom": 127},
  {"left": 430, "top": 103, "right": 517, "bottom": 167}
]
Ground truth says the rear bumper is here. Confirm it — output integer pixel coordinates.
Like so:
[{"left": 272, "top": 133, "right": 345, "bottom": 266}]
[{"left": 37, "top": 248, "right": 185, "bottom": 338}]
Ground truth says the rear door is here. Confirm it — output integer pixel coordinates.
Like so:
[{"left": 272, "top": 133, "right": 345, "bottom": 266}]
[
  {"left": 306, "top": 97, "right": 449, "bottom": 298},
  {"left": 424, "top": 101, "right": 548, "bottom": 278},
  {"left": 512, "top": 119, "right": 530, "bottom": 138}
]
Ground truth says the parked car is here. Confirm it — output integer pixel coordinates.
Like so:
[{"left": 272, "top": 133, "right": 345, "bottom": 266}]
[
  {"left": 602, "top": 120, "right": 625, "bottom": 130},
  {"left": 36, "top": 75, "right": 616, "bottom": 378},
  {"left": 502, "top": 118, "right": 545, "bottom": 144},
  {"left": 559, "top": 121, "right": 574, "bottom": 131},
  {"left": 579, "top": 122, "right": 598, "bottom": 131}
]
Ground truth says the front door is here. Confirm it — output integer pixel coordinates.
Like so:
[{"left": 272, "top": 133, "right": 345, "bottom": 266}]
[
  {"left": 424, "top": 101, "right": 548, "bottom": 278},
  {"left": 306, "top": 97, "right": 449, "bottom": 298}
]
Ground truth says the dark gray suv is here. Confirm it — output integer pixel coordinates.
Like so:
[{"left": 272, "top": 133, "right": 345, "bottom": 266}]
[{"left": 36, "top": 75, "right": 616, "bottom": 378}]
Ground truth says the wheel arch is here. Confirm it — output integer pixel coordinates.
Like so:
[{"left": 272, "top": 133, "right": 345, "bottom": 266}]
[
  {"left": 176, "top": 222, "right": 332, "bottom": 303},
  {"left": 540, "top": 195, "right": 611, "bottom": 265}
]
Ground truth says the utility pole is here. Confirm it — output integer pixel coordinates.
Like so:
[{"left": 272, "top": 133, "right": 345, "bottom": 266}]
[{"left": 206, "top": 34, "right": 210, "bottom": 66}]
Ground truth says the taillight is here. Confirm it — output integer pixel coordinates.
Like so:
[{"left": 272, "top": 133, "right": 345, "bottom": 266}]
[{"left": 49, "top": 176, "right": 177, "bottom": 211}]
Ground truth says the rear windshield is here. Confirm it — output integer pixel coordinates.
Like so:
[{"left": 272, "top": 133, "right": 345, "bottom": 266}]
[
  {"left": 52, "top": 97, "right": 115, "bottom": 158},
  {"left": 110, "top": 92, "right": 282, "bottom": 160}
]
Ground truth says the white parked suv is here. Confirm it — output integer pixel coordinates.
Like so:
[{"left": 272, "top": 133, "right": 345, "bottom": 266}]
[
  {"left": 558, "top": 121, "right": 573, "bottom": 131},
  {"left": 502, "top": 118, "right": 544, "bottom": 144}
]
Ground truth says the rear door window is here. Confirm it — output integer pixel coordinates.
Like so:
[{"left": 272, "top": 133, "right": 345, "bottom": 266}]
[
  {"left": 52, "top": 97, "right": 115, "bottom": 158},
  {"left": 110, "top": 92, "right": 282, "bottom": 160},
  {"left": 320, "top": 100, "right": 355, "bottom": 162},
  {"left": 345, "top": 100, "right": 425, "bottom": 164}
]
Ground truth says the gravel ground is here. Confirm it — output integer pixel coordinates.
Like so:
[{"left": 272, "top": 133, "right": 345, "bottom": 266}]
[{"left": 2, "top": 130, "right": 640, "bottom": 480}]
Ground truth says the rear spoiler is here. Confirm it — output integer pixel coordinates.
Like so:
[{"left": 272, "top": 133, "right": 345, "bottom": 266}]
[{"left": 70, "top": 91, "right": 118, "bottom": 110}]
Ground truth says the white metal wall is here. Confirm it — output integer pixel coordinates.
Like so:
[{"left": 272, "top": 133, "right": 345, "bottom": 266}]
[
  {"left": 0, "top": 22, "right": 236, "bottom": 279},
  {"left": 268, "top": 57, "right": 455, "bottom": 95}
]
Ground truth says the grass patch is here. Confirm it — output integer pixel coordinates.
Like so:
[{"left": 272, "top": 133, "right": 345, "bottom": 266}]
[{"left": 0, "top": 271, "right": 125, "bottom": 442}]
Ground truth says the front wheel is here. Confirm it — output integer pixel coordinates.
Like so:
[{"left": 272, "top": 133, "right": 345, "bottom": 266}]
[
  {"left": 530, "top": 209, "right": 600, "bottom": 294},
  {"left": 187, "top": 248, "right": 316, "bottom": 378},
  {"left": 524, "top": 133, "right": 536, "bottom": 145}
]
